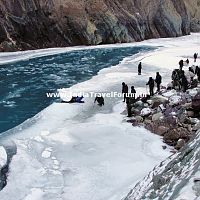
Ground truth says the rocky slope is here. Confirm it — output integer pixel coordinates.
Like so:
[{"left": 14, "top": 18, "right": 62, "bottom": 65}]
[{"left": 0, "top": 0, "right": 200, "bottom": 51}]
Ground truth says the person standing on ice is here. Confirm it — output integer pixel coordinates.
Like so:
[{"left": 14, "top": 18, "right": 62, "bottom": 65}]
[
  {"left": 181, "top": 71, "right": 188, "bottom": 92},
  {"left": 186, "top": 58, "right": 189, "bottom": 65},
  {"left": 179, "top": 60, "right": 184, "bottom": 70},
  {"left": 194, "top": 53, "right": 198, "bottom": 62},
  {"left": 131, "top": 86, "right": 136, "bottom": 99},
  {"left": 146, "top": 77, "right": 154, "bottom": 96},
  {"left": 196, "top": 67, "right": 200, "bottom": 82},
  {"left": 122, "top": 82, "right": 129, "bottom": 102},
  {"left": 94, "top": 95, "right": 104, "bottom": 106},
  {"left": 138, "top": 62, "right": 142, "bottom": 75},
  {"left": 155, "top": 72, "right": 162, "bottom": 92}
]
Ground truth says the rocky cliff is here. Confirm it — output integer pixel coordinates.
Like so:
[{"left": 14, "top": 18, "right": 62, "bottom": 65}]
[{"left": 0, "top": 0, "right": 200, "bottom": 51}]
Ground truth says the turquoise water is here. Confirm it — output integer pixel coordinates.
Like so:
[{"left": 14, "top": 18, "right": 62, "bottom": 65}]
[{"left": 0, "top": 46, "right": 152, "bottom": 134}]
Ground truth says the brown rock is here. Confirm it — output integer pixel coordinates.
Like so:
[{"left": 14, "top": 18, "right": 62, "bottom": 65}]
[
  {"left": 131, "top": 108, "right": 140, "bottom": 116},
  {"left": 182, "top": 102, "right": 192, "bottom": 109},
  {"left": 164, "top": 127, "right": 190, "bottom": 143},
  {"left": 187, "top": 110, "right": 195, "bottom": 117},
  {"left": 135, "top": 116, "right": 143, "bottom": 123},
  {"left": 152, "top": 112, "right": 163, "bottom": 122},
  {"left": 175, "top": 139, "right": 186, "bottom": 150},
  {"left": 164, "top": 129, "right": 181, "bottom": 141},
  {"left": 157, "top": 126, "right": 169, "bottom": 136},
  {"left": 0, "top": 0, "right": 198, "bottom": 51}
]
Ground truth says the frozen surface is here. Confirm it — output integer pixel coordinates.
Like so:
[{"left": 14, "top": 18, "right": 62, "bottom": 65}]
[{"left": 1, "top": 33, "right": 200, "bottom": 200}]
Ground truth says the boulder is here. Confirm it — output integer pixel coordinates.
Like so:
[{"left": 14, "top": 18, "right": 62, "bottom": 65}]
[
  {"left": 132, "top": 121, "right": 139, "bottom": 127},
  {"left": 192, "top": 93, "right": 200, "bottom": 111},
  {"left": 135, "top": 116, "right": 143, "bottom": 123},
  {"left": 193, "top": 121, "right": 200, "bottom": 131},
  {"left": 157, "top": 126, "right": 169, "bottom": 136},
  {"left": 131, "top": 108, "right": 140, "bottom": 116},
  {"left": 190, "top": 118, "right": 199, "bottom": 125},
  {"left": 169, "top": 95, "right": 182, "bottom": 106},
  {"left": 177, "top": 127, "right": 190, "bottom": 139},
  {"left": 144, "top": 120, "right": 154, "bottom": 133},
  {"left": 164, "top": 127, "right": 189, "bottom": 143},
  {"left": 178, "top": 112, "right": 188, "bottom": 124},
  {"left": 162, "top": 90, "right": 177, "bottom": 98},
  {"left": 151, "top": 101, "right": 162, "bottom": 109},
  {"left": 141, "top": 108, "right": 152, "bottom": 117},
  {"left": 164, "top": 129, "right": 181, "bottom": 141},
  {"left": 151, "top": 95, "right": 169, "bottom": 105},
  {"left": 175, "top": 139, "right": 186, "bottom": 150},
  {"left": 161, "top": 116, "right": 178, "bottom": 128},
  {"left": 157, "top": 104, "right": 166, "bottom": 112},
  {"left": 182, "top": 102, "right": 192, "bottom": 109},
  {"left": 152, "top": 112, "right": 163, "bottom": 122},
  {"left": 187, "top": 110, "right": 195, "bottom": 117}
]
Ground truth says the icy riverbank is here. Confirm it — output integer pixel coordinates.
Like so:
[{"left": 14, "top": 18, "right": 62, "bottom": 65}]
[{"left": 0, "top": 33, "right": 200, "bottom": 200}]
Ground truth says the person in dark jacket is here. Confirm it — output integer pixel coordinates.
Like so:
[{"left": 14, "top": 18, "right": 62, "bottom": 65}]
[
  {"left": 138, "top": 62, "right": 142, "bottom": 75},
  {"left": 179, "top": 60, "right": 184, "bottom": 70},
  {"left": 186, "top": 58, "right": 189, "bottom": 65},
  {"left": 122, "top": 82, "right": 129, "bottom": 102},
  {"left": 131, "top": 86, "right": 136, "bottom": 99},
  {"left": 195, "top": 66, "right": 199, "bottom": 75},
  {"left": 146, "top": 77, "right": 154, "bottom": 96},
  {"left": 126, "top": 96, "right": 132, "bottom": 117},
  {"left": 196, "top": 67, "right": 200, "bottom": 82},
  {"left": 155, "top": 72, "right": 162, "bottom": 92},
  {"left": 62, "top": 96, "right": 84, "bottom": 103},
  {"left": 181, "top": 72, "right": 188, "bottom": 92},
  {"left": 194, "top": 53, "right": 198, "bottom": 62},
  {"left": 94, "top": 96, "right": 104, "bottom": 106},
  {"left": 189, "top": 67, "right": 194, "bottom": 74},
  {"left": 172, "top": 70, "right": 179, "bottom": 89}
]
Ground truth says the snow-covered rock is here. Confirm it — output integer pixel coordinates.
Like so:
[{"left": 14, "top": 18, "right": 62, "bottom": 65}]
[
  {"left": 141, "top": 108, "right": 152, "bottom": 117},
  {"left": 123, "top": 130, "right": 200, "bottom": 200},
  {"left": 169, "top": 95, "right": 182, "bottom": 105},
  {"left": 0, "top": 146, "right": 7, "bottom": 169}
]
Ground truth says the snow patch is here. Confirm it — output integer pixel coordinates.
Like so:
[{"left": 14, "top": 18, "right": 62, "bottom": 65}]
[
  {"left": 41, "top": 148, "right": 52, "bottom": 159},
  {"left": 24, "top": 188, "right": 44, "bottom": 200}
]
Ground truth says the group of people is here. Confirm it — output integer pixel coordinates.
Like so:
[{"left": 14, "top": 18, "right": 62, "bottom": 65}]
[
  {"left": 122, "top": 62, "right": 162, "bottom": 103},
  {"left": 172, "top": 54, "right": 200, "bottom": 92},
  {"left": 138, "top": 62, "right": 162, "bottom": 95},
  {"left": 146, "top": 72, "right": 162, "bottom": 96},
  {"left": 63, "top": 53, "right": 199, "bottom": 107},
  {"left": 122, "top": 82, "right": 136, "bottom": 102}
]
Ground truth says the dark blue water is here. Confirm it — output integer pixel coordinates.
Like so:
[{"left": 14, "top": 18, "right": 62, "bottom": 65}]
[{"left": 0, "top": 46, "right": 152, "bottom": 134}]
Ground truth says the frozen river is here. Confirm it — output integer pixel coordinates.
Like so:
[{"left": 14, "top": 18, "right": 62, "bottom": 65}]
[{"left": 1, "top": 34, "right": 200, "bottom": 200}]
